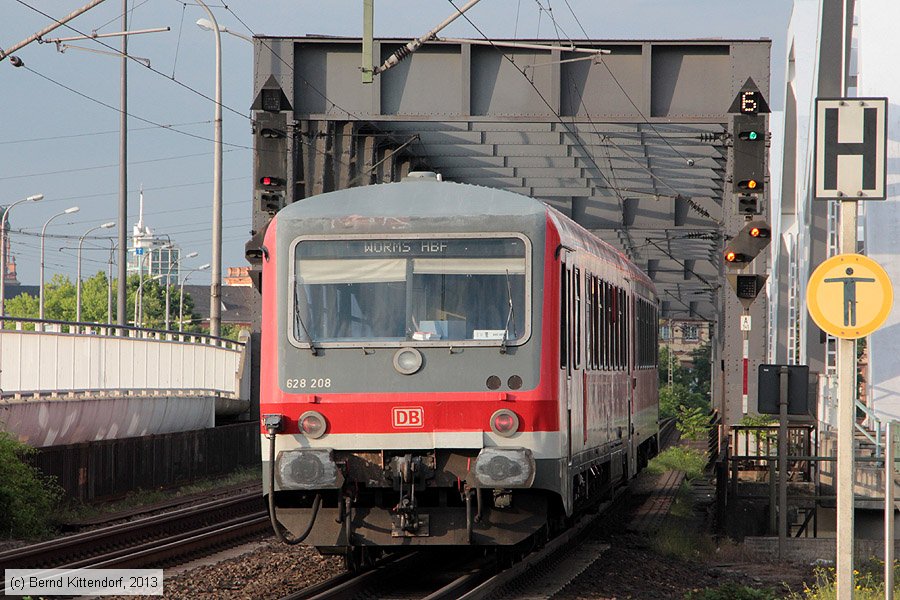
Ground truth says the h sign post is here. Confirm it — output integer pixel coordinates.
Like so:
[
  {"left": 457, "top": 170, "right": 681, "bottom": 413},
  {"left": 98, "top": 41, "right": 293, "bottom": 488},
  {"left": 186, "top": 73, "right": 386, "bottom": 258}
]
[
  {"left": 813, "top": 96, "right": 888, "bottom": 598},
  {"left": 814, "top": 97, "right": 887, "bottom": 200}
]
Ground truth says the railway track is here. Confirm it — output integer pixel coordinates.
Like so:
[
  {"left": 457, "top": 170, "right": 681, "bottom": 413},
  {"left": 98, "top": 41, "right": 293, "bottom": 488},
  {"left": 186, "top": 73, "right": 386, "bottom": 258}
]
[
  {"left": 0, "top": 491, "right": 269, "bottom": 595},
  {"left": 279, "top": 419, "right": 686, "bottom": 600}
]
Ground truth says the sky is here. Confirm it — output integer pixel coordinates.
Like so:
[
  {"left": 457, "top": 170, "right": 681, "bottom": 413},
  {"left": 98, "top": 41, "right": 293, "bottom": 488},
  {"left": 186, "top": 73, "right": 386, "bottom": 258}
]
[{"left": 0, "top": 0, "right": 793, "bottom": 286}]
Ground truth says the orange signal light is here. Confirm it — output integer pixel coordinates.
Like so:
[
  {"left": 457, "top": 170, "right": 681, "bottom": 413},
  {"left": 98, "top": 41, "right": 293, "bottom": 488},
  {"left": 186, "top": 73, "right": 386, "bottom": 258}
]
[
  {"left": 750, "top": 227, "right": 761, "bottom": 237},
  {"left": 747, "top": 180, "right": 758, "bottom": 189},
  {"left": 725, "top": 251, "right": 737, "bottom": 262}
]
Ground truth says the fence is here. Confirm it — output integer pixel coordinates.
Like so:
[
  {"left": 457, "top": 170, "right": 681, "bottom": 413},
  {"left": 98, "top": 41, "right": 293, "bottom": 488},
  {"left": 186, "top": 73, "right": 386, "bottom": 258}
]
[{"left": 27, "top": 421, "right": 261, "bottom": 502}]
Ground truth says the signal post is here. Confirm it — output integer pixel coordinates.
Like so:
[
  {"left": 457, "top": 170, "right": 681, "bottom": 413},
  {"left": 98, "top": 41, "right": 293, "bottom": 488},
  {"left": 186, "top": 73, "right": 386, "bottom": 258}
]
[{"left": 721, "top": 83, "right": 771, "bottom": 422}]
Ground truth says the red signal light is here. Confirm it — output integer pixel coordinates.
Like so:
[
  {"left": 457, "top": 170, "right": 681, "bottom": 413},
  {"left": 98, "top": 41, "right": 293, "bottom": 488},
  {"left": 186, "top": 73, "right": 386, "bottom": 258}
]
[{"left": 260, "top": 176, "right": 284, "bottom": 187}]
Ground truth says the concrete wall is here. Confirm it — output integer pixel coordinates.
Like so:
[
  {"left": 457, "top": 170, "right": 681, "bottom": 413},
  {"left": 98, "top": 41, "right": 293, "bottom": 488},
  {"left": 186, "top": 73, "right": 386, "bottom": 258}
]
[{"left": 0, "top": 329, "right": 243, "bottom": 395}]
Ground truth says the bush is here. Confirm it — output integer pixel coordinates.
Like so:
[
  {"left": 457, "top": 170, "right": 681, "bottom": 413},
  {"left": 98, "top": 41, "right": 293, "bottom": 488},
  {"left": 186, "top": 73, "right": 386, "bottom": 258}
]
[
  {"left": 646, "top": 447, "right": 707, "bottom": 480},
  {"left": 0, "top": 433, "right": 61, "bottom": 538},
  {"left": 788, "top": 562, "right": 899, "bottom": 599},
  {"left": 676, "top": 405, "right": 710, "bottom": 441},
  {"left": 686, "top": 582, "right": 778, "bottom": 599}
]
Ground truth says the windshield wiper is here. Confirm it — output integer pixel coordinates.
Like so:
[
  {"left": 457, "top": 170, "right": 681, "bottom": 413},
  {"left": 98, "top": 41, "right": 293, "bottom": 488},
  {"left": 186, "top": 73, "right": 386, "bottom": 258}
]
[
  {"left": 500, "top": 269, "right": 517, "bottom": 354},
  {"left": 293, "top": 282, "right": 318, "bottom": 356}
]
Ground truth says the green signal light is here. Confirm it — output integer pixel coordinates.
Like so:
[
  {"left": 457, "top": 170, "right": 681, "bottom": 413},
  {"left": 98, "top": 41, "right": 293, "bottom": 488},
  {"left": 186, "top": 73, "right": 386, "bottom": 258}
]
[{"left": 748, "top": 131, "right": 758, "bottom": 140}]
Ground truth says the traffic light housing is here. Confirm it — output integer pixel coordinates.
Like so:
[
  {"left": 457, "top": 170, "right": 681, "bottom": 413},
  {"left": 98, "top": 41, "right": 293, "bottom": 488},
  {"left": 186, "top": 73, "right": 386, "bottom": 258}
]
[
  {"left": 724, "top": 220, "right": 772, "bottom": 269},
  {"left": 254, "top": 112, "right": 288, "bottom": 217},
  {"left": 738, "top": 194, "right": 760, "bottom": 215},
  {"left": 726, "top": 273, "right": 768, "bottom": 308},
  {"left": 732, "top": 114, "right": 766, "bottom": 194}
]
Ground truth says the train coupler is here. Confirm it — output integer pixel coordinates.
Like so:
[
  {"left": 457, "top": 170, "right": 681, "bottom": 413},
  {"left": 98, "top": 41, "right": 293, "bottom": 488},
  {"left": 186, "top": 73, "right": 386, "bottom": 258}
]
[{"left": 388, "top": 454, "right": 431, "bottom": 537}]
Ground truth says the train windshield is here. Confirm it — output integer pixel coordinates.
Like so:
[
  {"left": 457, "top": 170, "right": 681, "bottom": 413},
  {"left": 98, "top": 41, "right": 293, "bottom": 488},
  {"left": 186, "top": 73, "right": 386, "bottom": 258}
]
[{"left": 292, "top": 237, "right": 528, "bottom": 346}]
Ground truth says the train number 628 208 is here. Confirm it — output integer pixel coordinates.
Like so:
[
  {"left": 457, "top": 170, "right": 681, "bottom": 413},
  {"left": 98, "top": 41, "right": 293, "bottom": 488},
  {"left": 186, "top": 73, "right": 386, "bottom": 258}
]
[{"left": 285, "top": 378, "right": 332, "bottom": 389}]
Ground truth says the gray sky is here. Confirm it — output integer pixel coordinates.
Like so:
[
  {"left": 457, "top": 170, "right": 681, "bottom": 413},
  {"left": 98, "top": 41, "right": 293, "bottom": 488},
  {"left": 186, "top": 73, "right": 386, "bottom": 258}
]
[{"left": 0, "top": 0, "right": 792, "bottom": 285}]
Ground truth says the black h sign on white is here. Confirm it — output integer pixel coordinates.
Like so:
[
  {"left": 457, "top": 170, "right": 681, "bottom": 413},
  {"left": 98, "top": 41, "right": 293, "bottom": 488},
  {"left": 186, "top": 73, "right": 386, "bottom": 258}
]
[
  {"left": 815, "top": 98, "right": 887, "bottom": 200},
  {"left": 823, "top": 107, "right": 877, "bottom": 190}
]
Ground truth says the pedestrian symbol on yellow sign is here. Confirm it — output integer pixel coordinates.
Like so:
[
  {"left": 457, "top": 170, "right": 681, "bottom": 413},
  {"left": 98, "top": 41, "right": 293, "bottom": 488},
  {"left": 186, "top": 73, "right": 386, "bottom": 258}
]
[
  {"left": 807, "top": 254, "right": 893, "bottom": 339},
  {"left": 824, "top": 268, "right": 875, "bottom": 327}
]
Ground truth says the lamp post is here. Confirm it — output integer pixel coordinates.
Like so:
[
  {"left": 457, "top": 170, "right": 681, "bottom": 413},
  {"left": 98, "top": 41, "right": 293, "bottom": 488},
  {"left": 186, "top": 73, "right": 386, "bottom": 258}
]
[
  {"left": 164, "top": 251, "right": 198, "bottom": 330},
  {"left": 39, "top": 206, "right": 80, "bottom": 321},
  {"left": 179, "top": 263, "right": 210, "bottom": 332},
  {"left": 0, "top": 193, "right": 42, "bottom": 317},
  {"left": 134, "top": 273, "right": 163, "bottom": 328},
  {"left": 107, "top": 240, "right": 116, "bottom": 326},
  {"left": 76, "top": 221, "right": 115, "bottom": 324},
  {"left": 194, "top": 0, "right": 223, "bottom": 338},
  {"left": 196, "top": 18, "right": 251, "bottom": 42}
]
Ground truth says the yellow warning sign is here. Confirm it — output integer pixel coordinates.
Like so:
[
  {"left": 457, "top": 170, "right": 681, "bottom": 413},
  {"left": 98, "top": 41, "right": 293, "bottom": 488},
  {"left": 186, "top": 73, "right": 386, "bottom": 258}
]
[{"left": 807, "top": 253, "right": 893, "bottom": 339}]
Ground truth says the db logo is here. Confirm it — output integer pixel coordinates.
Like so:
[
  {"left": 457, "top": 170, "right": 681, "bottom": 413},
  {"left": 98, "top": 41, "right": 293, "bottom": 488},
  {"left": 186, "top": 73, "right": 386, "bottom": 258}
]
[{"left": 392, "top": 407, "right": 424, "bottom": 428}]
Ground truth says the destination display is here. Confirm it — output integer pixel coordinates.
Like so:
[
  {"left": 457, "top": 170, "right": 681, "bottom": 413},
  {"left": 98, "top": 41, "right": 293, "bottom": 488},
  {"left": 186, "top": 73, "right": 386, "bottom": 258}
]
[{"left": 296, "top": 237, "right": 525, "bottom": 260}]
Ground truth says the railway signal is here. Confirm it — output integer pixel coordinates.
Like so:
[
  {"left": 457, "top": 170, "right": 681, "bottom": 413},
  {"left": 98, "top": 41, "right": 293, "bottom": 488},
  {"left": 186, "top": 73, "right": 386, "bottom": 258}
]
[
  {"left": 727, "top": 273, "right": 768, "bottom": 308},
  {"left": 732, "top": 113, "right": 767, "bottom": 195},
  {"left": 723, "top": 220, "right": 771, "bottom": 268},
  {"left": 254, "top": 113, "right": 288, "bottom": 217}
]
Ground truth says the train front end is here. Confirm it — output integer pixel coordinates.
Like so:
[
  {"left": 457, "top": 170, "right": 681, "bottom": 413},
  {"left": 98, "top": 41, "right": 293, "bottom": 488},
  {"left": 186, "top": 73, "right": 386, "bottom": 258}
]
[{"left": 260, "top": 178, "right": 562, "bottom": 551}]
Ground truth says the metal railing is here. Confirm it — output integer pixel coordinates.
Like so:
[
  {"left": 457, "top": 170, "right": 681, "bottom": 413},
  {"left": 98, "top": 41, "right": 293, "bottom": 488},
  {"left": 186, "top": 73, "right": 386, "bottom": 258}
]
[{"left": 0, "top": 315, "right": 243, "bottom": 349}]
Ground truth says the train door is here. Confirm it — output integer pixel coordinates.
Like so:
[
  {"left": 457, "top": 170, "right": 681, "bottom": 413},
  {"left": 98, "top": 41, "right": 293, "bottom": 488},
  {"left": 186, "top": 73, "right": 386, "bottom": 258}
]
[
  {"left": 559, "top": 259, "right": 584, "bottom": 463},
  {"left": 627, "top": 292, "right": 637, "bottom": 478},
  {"left": 569, "top": 266, "right": 584, "bottom": 458}
]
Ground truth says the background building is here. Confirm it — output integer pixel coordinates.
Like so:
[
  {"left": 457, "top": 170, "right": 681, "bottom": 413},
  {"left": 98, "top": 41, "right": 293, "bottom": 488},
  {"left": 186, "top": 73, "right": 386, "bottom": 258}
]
[
  {"left": 126, "top": 189, "right": 181, "bottom": 286},
  {"left": 660, "top": 319, "right": 712, "bottom": 368}
]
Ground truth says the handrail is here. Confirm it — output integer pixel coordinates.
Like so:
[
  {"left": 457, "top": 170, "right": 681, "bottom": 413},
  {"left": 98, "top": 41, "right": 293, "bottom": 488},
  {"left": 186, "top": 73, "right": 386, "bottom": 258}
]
[
  {"left": 855, "top": 399, "right": 883, "bottom": 458},
  {"left": 1, "top": 387, "right": 237, "bottom": 400},
  {"left": 0, "top": 315, "right": 243, "bottom": 348}
]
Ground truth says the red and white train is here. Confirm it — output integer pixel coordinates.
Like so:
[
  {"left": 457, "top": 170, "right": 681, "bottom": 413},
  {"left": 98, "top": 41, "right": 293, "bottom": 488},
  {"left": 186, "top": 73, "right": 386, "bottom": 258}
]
[{"left": 259, "top": 173, "right": 659, "bottom": 557}]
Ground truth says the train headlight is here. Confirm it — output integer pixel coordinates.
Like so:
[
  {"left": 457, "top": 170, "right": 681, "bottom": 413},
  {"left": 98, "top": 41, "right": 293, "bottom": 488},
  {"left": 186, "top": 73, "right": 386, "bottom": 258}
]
[
  {"left": 490, "top": 409, "right": 520, "bottom": 437},
  {"left": 276, "top": 448, "right": 342, "bottom": 489},
  {"left": 393, "top": 347, "right": 423, "bottom": 375},
  {"left": 298, "top": 411, "right": 327, "bottom": 439},
  {"left": 473, "top": 448, "right": 535, "bottom": 488}
]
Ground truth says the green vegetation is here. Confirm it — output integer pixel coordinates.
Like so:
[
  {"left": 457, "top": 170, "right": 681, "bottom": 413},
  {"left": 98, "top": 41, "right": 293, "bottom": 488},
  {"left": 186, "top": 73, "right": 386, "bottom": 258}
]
[
  {"left": 788, "top": 562, "right": 900, "bottom": 599},
  {"left": 59, "top": 466, "right": 259, "bottom": 522},
  {"left": 685, "top": 583, "right": 778, "bottom": 599},
  {"left": 646, "top": 446, "right": 708, "bottom": 480},
  {"left": 0, "top": 433, "right": 62, "bottom": 538},
  {"left": 2, "top": 272, "right": 244, "bottom": 340},
  {"left": 660, "top": 343, "right": 712, "bottom": 440}
]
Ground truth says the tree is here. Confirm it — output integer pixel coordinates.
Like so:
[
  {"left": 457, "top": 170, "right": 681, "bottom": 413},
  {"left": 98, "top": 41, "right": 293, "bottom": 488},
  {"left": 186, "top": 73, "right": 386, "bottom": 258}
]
[{"left": 3, "top": 272, "right": 201, "bottom": 331}]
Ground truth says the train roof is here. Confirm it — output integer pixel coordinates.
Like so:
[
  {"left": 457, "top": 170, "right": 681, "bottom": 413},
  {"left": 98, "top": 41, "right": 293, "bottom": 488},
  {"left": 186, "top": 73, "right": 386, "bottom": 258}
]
[
  {"left": 276, "top": 175, "right": 655, "bottom": 297},
  {"left": 276, "top": 175, "right": 547, "bottom": 222}
]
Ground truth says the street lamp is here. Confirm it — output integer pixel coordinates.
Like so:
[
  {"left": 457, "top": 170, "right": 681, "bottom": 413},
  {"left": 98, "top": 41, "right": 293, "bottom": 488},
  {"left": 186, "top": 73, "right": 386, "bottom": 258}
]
[
  {"left": 134, "top": 273, "right": 163, "bottom": 328},
  {"left": 77, "top": 221, "right": 115, "bottom": 324},
  {"left": 39, "top": 206, "right": 79, "bottom": 321},
  {"left": 164, "top": 250, "right": 198, "bottom": 330},
  {"left": 0, "top": 193, "right": 42, "bottom": 317},
  {"left": 179, "top": 263, "right": 210, "bottom": 332},
  {"left": 196, "top": 18, "right": 252, "bottom": 43},
  {"left": 194, "top": 0, "right": 223, "bottom": 338},
  {"left": 107, "top": 240, "right": 116, "bottom": 326}
]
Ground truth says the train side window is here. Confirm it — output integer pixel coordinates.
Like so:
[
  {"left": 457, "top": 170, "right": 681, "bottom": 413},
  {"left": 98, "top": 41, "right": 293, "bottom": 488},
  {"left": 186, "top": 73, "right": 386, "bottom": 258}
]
[
  {"left": 620, "top": 289, "right": 627, "bottom": 369},
  {"left": 622, "top": 290, "right": 629, "bottom": 369},
  {"left": 602, "top": 281, "right": 610, "bottom": 370},
  {"left": 585, "top": 273, "right": 593, "bottom": 371},
  {"left": 560, "top": 263, "right": 568, "bottom": 370},
  {"left": 574, "top": 268, "right": 582, "bottom": 370},
  {"left": 592, "top": 276, "right": 600, "bottom": 370}
]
